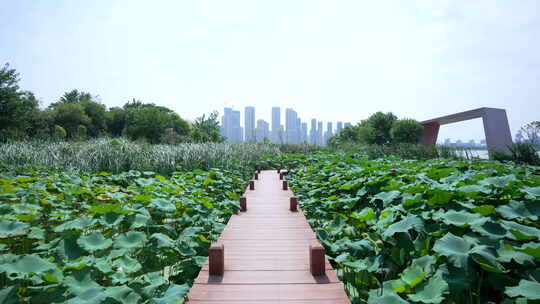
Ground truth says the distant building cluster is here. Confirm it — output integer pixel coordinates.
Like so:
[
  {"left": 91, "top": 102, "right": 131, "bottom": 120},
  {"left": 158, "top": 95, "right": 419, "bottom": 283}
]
[
  {"left": 442, "top": 138, "right": 487, "bottom": 148},
  {"left": 220, "top": 107, "right": 351, "bottom": 145}
]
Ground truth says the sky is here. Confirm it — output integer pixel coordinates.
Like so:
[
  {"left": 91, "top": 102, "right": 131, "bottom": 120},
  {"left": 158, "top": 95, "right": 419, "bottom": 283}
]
[{"left": 1, "top": 0, "right": 539, "bottom": 142}]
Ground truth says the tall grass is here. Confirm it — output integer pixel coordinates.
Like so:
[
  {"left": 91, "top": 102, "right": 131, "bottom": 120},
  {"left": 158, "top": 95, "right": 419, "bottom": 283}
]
[
  {"left": 327, "top": 142, "right": 471, "bottom": 160},
  {"left": 0, "top": 138, "right": 281, "bottom": 175}
]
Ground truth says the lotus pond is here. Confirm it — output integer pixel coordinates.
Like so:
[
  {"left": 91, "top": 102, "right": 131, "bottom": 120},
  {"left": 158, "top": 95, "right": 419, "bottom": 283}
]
[
  {"left": 0, "top": 167, "right": 247, "bottom": 303},
  {"left": 267, "top": 152, "right": 540, "bottom": 304}
]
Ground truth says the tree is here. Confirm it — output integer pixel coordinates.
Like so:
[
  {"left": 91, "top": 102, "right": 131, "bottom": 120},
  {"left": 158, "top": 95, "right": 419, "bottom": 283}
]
[
  {"left": 191, "top": 111, "right": 224, "bottom": 143},
  {"left": 123, "top": 102, "right": 190, "bottom": 144},
  {"left": 517, "top": 121, "right": 540, "bottom": 146},
  {"left": 52, "top": 103, "right": 90, "bottom": 138},
  {"left": 390, "top": 119, "right": 423, "bottom": 144},
  {"left": 49, "top": 90, "right": 107, "bottom": 137},
  {"left": 106, "top": 107, "right": 127, "bottom": 137},
  {"left": 360, "top": 112, "right": 397, "bottom": 145},
  {"left": 0, "top": 63, "right": 41, "bottom": 140}
]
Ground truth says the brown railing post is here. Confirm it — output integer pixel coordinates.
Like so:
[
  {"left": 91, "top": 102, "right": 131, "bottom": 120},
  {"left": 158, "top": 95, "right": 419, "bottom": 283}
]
[
  {"left": 209, "top": 243, "right": 224, "bottom": 276},
  {"left": 240, "top": 196, "right": 247, "bottom": 212},
  {"left": 290, "top": 196, "right": 298, "bottom": 212},
  {"left": 309, "top": 244, "right": 325, "bottom": 276},
  {"left": 279, "top": 172, "right": 284, "bottom": 180},
  {"left": 249, "top": 180, "right": 255, "bottom": 190},
  {"left": 254, "top": 173, "right": 259, "bottom": 180},
  {"left": 282, "top": 180, "right": 288, "bottom": 190}
]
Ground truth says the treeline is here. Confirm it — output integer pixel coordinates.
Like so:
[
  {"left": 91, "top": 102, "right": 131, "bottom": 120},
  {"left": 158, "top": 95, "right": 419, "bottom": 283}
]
[
  {"left": 329, "top": 111, "right": 424, "bottom": 146},
  {"left": 0, "top": 63, "right": 222, "bottom": 143}
]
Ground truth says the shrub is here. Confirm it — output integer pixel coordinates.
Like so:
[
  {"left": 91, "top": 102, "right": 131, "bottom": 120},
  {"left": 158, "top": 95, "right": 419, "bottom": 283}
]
[
  {"left": 493, "top": 142, "right": 540, "bottom": 166},
  {"left": 52, "top": 125, "right": 66, "bottom": 140}
]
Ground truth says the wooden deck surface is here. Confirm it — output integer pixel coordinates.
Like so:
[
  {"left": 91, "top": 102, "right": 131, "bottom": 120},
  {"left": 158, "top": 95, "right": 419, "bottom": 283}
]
[{"left": 186, "top": 170, "right": 350, "bottom": 303}]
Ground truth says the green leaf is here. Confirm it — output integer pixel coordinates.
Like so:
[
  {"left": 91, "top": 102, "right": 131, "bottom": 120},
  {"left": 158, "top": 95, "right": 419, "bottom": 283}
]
[
  {"left": 149, "top": 198, "right": 176, "bottom": 212},
  {"left": 502, "top": 220, "right": 540, "bottom": 240},
  {"left": 372, "top": 191, "right": 401, "bottom": 206},
  {"left": 0, "top": 220, "right": 29, "bottom": 237},
  {"left": 368, "top": 290, "right": 409, "bottom": 304},
  {"left": 114, "top": 231, "right": 147, "bottom": 250},
  {"left": 440, "top": 210, "right": 487, "bottom": 227},
  {"left": 432, "top": 232, "right": 471, "bottom": 269},
  {"left": 521, "top": 186, "right": 540, "bottom": 199},
  {"left": 519, "top": 242, "right": 540, "bottom": 258},
  {"left": 77, "top": 232, "right": 113, "bottom": 253},
  {"left": 427, "top": 189, "right": 453, "bottom": 206},
  {"left": 0, "top": 254, "right": 56, "bottom": 274},
  {"left": 0, "top": 286, "right": 17, "bottom": 304},
  {"left": 153, "top": 284, "right": 190, "bottom": 304},
  {"left": 401, "top": 265, "right": 426, "bottom": 288},
  {"left": 480, "top": 175, "right": 517, "bottom": 188},
  {"left": 53, "top": 218, "right": 95, "bottom": 232},
  {"left": 505, "top": 280, "right": 540, "bottom": 300},
  {"left": 64, "top": 269, "right": 102, "bottom": 296},
  {"left": 151, "top": 233, "right": 175, "bottom": 248},
  {"left": 408, "top": 270, "right": 448, "bottom": 304},
  {"left": 113, "top": 256, "right": 142, "bottom": 273},
  {"left": 497, "top": 200, "right": 539, "bottom": 221},
  {"left": 471, "top": 205, "right": 495, "bottom": 216},
  {"left": 383, "top": 215, "right": 424, "bottom": 238},
  {"left": 470, "top": 246, "right": 507, "bottom": 273},
  {"left": 106, "top": 286, "right": 141, "bottom": 304}
]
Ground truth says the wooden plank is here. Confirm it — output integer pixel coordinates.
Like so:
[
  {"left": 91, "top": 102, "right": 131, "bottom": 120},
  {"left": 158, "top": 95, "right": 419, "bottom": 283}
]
[
  {"left": 201, "top": 257, "right": 333, "bottom": 271},
  {"left": 195, "top": 270, "right": 340, "bottom": 284},
  {"left": 188, "top": 283, "right": 349, "bottom": 301}
]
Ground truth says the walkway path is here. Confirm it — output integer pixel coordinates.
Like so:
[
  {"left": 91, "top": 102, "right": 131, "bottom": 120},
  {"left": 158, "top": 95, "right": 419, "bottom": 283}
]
[{"left": 186, "top": 170, "right": 350, "bottom": 303}]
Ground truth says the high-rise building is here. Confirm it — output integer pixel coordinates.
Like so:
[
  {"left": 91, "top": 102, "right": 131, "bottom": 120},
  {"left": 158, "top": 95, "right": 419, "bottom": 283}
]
[
  {"left": 285, "top": 108, "right": 300, "bottom": 144},
  {"left": 310, "top": 119, "right": 317, "bottom": 145},
  {"left": 344, "top": 122, "right": 351, "bottom": 128},
  {"left": 301, "top": 122, "right": 308, "bottom": 143},
  {"left": 221, "top": 107, "right": 233, "bottom": 141},
  {"left": 271, "top": 107, "right": 281, "bottom": 143},
  {"left": 256, "top": 119, "right": 270, "bottom": 142},
  {"left": 317, "top": 121, "right": 323, "bottom": 145},
  {"left": 244, "top": 106, "right": 255, "bottom": 142},
  {"left": 231, "top": 110, "right": 242, "bottom": 143},
  {"left": 325, "top": 122, "right": 333, "bottom": 143},
  {"left": 337, "top": 121, "right": 343, "bottom": 134}
]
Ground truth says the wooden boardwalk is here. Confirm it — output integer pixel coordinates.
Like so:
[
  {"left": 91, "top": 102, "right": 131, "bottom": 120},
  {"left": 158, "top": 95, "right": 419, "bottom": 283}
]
[{"left": 186, "top": 170, "right": 350, "bottom": 303}]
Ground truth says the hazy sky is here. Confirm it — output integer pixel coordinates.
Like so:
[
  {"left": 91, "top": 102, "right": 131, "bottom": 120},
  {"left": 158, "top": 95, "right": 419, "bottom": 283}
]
[{"left": 1, "top": 0, "right": 539, "bottom": 141}]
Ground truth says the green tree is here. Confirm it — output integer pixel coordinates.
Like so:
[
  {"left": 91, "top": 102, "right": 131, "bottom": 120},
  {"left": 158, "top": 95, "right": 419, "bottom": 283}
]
[
  {"left": 190, "top": 111, "right": 224, "bottom": 143},
  {"left": 360, "top": 112, "right": 397, "bottom": 144},
  {"left": 52, "top": 125, "right": 67, "bottom": 140},
  {"left": 123, "top": 102, "right": 190, "bottom": 144},
  {"left": 52, "top": 103, "right": 91, "bottom": 138},
  {"left": 0, "top": 63, "right": 40, "bottom": 140},
  {"left": 50, "top": 90, "right": 107, "bottom": 137},
  {"left": 390, "top": 119, "right": 423, "bottom": 144},
  {"left": 106, "top": 107, "right": 126, "bottom": 137}
]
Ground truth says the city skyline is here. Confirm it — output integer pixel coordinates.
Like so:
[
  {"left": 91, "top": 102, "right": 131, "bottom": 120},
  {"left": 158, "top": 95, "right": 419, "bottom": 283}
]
[{"left": 221, "top": 106, "right": 350, "bottom": 144}]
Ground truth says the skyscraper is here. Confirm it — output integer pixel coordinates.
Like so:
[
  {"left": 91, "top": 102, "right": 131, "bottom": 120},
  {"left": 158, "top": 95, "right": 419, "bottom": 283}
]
[
  {"left": 325, "top": 122, "right": 333, "bottom": 143},
  {"left": 271, "top": 107, "right": 281, "bottom": 143},
  {"left": 256, "top": 119, "right": 270, "bottom": 142},
  {"left": 244, "top": 106, "right": 255, "bottom": 142},
  {"left": 310, "top": 119, "right": 317, "bottom": 145},
  {"left": 337, "top": 121, "right": 343, "bottom": 134},
  {"left": 317, "top": 121, "right": 323, "bottom": 145},
  {"left": 301, "top": 122, "right": 308, "bottom": 143},
  {"left": 221, "top": 107, "right": 233, "bottom": 141},
  {"left": 231, "top": 110, "right": 242, "bottom": 143},
  {"left": 285, "top": 108, "right": 299, "bottom": 144},
  {"left": 344, "top": 122, "right": 351, "bottom": 128}
]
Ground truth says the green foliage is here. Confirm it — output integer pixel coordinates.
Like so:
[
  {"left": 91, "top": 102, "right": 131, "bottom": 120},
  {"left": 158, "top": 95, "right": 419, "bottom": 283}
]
[
  {"left": 492, "top": 142, "right": 540, "bottom": 166},
  {"left": 0, "top": 63, "right": 41, "bottom": 141},
  {"left": 0, "top": 166, "right": 249, "bottom": 302},
  {"left": 266, "top": 152, "right": 540, "bottom": 303},
  {"left": 391, "top": 119, "right": 424, "bottom": 144},
  {"left": 0, "top": 138, "right": 281, "bottom": 175},
  {"left": 359, "top": 111, "right": 397, "bottom": 145},
  {"left": 190, "top": 111, "right": 224, "bottom": 143},
  {"left": 52, "top": 125, "right": 67, "bottom": 140}
]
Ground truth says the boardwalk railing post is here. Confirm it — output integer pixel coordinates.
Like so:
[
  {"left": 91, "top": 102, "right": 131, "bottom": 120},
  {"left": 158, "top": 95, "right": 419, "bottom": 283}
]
[
  {"left": 254, "top": 173, "right": 259, "bottom": 180},
  {"left": 279, "top": 172, "right": 284, "bottom": 180},
  {"left": 257, "top": 168, "right": 261, "bottom": 174},
  {"left": 209, "top": 243, "right": 224, "bottom": 276},
  {"left": 240, "top": 196, "right": 247, "bottom": 212},
  {"left": 309, "top": 244, "right": 325, "bottom": 276},
  {"left": 249, "top": 180, "right": 255, "bottom": 190},
  {"left": 290, "top": 196, "right": 298, "bottom": 212},
  {"left": 282, "top": 180, "right": 288, "bottom": 190}
]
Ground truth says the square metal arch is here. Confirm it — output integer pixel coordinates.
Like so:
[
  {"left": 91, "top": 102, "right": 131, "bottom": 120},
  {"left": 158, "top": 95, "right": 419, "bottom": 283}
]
[{"left": 420, "top": 107, "right": 513, "bottom": 154}]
